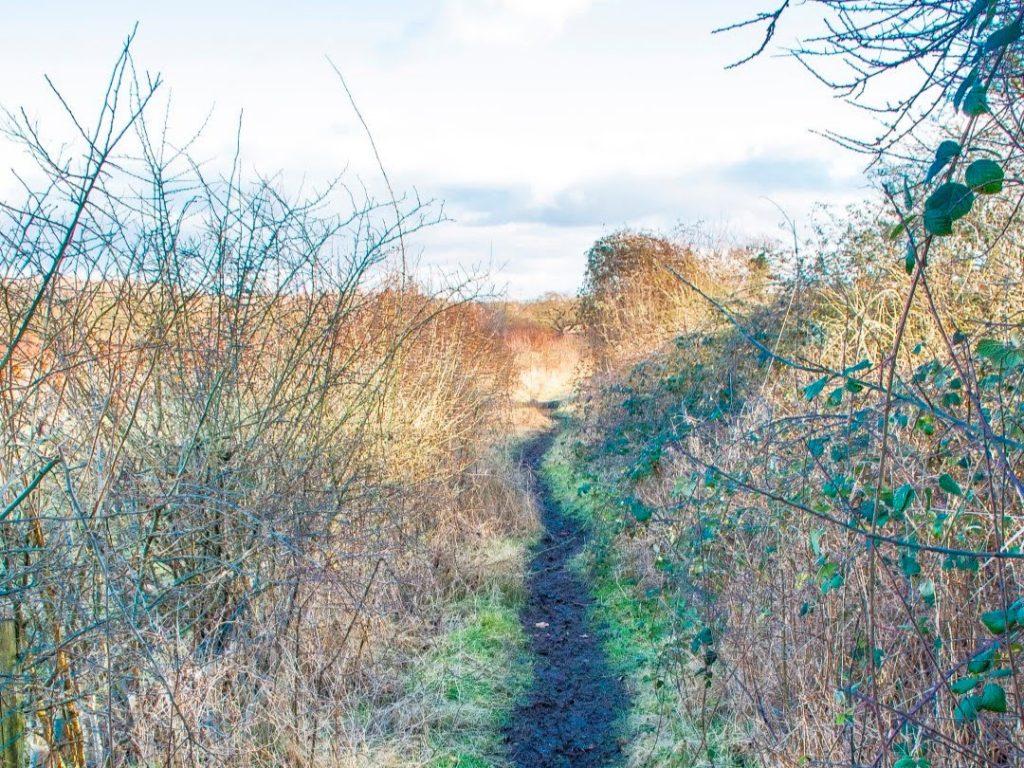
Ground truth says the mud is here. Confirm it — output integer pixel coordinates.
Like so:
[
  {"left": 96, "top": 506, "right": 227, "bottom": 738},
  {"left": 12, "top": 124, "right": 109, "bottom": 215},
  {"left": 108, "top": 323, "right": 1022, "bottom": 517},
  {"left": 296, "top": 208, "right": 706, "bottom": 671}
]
[{"left": 504, "top": 429, "right": 629, "bottom": 767}]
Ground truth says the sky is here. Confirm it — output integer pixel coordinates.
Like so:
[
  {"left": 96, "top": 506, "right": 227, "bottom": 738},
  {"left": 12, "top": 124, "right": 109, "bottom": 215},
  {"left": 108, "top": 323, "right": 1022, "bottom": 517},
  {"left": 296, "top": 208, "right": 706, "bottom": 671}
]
[{"left": 1, "top": 1, "right": 881, "bottom": 298}]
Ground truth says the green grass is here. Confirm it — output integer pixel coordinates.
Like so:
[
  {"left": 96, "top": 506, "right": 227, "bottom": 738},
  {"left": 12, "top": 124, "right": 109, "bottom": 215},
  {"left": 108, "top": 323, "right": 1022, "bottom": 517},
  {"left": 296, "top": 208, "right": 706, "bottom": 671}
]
[
  {"left": 336, "top": 527, "right": 537, "bottom": 768},
  {"left": 411, "top": 538, "right": 535, "bottom": 768},
  {"left": 542, "top": 429, "right": 750, "bottom": 767}
]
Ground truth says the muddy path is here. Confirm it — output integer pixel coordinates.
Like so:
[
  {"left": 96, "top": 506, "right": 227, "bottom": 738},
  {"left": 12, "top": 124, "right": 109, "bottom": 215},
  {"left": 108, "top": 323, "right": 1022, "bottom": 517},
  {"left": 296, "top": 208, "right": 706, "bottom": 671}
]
[{"left": 504, "top": 427, "right": 629, "bottom": 767}]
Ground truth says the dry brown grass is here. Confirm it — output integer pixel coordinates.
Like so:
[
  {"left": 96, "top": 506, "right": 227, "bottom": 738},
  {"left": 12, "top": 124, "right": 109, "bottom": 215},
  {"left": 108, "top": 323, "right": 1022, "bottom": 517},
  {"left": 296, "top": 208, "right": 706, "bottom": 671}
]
[
  {"left": 483, "top": 297, "right": 586, "bottom": 431},
  {"left": 577, "top": 230, "right": 771, "bottom": 373},
  {"left": 0, "top": 55, "right": 554, "bottom": 767}
]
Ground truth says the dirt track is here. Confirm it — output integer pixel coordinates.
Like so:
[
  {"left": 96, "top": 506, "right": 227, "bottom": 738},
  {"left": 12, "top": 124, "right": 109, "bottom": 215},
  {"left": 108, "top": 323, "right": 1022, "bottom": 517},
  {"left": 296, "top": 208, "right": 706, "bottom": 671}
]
[{"left": 504, "top": 429, "right": 629, "bottom": 767}]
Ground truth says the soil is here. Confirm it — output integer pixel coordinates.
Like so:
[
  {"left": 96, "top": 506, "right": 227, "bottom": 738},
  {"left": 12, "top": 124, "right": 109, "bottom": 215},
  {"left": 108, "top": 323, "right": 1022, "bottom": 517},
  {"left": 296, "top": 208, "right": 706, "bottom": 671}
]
[{"left": 504, "top": 428, "right": 629, "bottom": 767}]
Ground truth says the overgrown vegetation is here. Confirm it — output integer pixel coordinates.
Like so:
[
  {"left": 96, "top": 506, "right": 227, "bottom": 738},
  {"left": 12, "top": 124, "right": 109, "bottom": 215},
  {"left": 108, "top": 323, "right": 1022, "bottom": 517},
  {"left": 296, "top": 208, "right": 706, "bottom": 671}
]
[
  {"left": 561, "top": 2, "right": 1024, "bottom": 765},
  {"left": 348, "top": 534, "right": 535, "bottom": 768},
  {"left": 0, "top": 38, "right": 576, "bottom": 768},
  {"left": 5, "top": 2, "right": 1024, "bottom": 767}
]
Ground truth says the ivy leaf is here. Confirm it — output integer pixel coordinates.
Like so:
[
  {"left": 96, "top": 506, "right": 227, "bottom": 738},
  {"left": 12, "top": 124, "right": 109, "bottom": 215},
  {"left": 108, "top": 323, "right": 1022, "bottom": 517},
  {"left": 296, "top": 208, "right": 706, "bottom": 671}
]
[
  {"left": 965, "top": 158, "right": 1004, "bottom": 194},
  {"left": 926, "top": 140, "right": 961, "bottom": 183},
  {"left": 978, "top": 682, "right": 1007, "bottom": 713},
  {"left": 924, "top": 182, "right": 975, "bottom": 235},
  {"left": 963, "top": 86, "right": 990, "bottom": 116},
  {"left": 939, "top": 473, "right": 963, "bottom": 496}
]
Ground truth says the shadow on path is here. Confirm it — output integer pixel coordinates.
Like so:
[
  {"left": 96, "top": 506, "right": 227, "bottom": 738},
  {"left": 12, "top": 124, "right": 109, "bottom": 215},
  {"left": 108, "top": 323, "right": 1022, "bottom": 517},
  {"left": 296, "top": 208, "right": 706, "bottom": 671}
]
[{"left": 505, "top": 425, "right": 629, "bottom": 767}]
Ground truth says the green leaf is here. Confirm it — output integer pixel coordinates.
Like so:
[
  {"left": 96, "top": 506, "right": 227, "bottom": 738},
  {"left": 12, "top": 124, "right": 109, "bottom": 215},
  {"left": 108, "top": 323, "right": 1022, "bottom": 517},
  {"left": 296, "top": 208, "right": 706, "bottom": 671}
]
[
  {"left": 626, "top": 497, "right": 652, "bottom": 523},
  {"left": 939, "top": 473, "right": 963, "bottom": 496},
  {"left": 671, "top": 475, "right": 699, "bottom": 499},
  {"left": 951, "top": 676, "right": 980, "bottom": 695},
  {"left": 924, "top": 182, "right": 975, "bottom": 236},
  {"left": 978, "top": 682, "right": 1007, "bottom": 713},
  {"left": 965, "top": 158, "right": 1004, "bottom": 194},
  {"left": 900, "top": 550, "right": 921, "bottom": 578},
  {"left": 968, "top": 646, "right": 996, "bottom": 674},
  {"left": 978, "top": 338, "right": 1005, "bottom": 360},
  {"left": 842, "top": 359, "right": 873, "bottom": 376},
  {"left": 809, "top": 528, "right": 824, "bottom": 557},
  {"left": 888, "top": 216, "right": 916, "bottom": 241},
  {"left": 919, "top": 578, "right": 936, "bottom": 606},
  {"left": 981, "top": 609, "right": 1011, "bottom": 634},
  {"left": 984, "top": 20, "right": 1022, "bottom": 51},
  {"left": 690, "top": 626, "right": 713, "bottom": 653},
  {"left": 977, "top": 338, "right": 1024, "bottom": 367},
  {"left": 965, "top": 0, "right": 989, "bottom": 25},
  {"left": 926, "top": 140, "right": 961, "bottom": 182},
  {"left": 803, "top": 376, "right": 829, "bottom": 401},
  {"left": 819, "top": 561, "right": 844, "bottom": 594},
  {"left": 963, "top": 86, "right": 990, "bottom": 116},
  {"left": 954, "top": 695, "right": 980, "bottom": 724},
  {"left": 893, "top": 483, "right": 916, "bottom": 514},
  {"left": 954, "top": 67, "right": 980, "bottom": 110}
]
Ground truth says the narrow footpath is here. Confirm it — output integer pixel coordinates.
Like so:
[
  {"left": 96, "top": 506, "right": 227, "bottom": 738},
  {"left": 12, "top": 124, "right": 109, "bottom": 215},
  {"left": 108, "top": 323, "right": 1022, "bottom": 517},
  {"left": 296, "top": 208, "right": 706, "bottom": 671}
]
[{"left": 504, "top": 428, "right": 629, "bottom": 767}]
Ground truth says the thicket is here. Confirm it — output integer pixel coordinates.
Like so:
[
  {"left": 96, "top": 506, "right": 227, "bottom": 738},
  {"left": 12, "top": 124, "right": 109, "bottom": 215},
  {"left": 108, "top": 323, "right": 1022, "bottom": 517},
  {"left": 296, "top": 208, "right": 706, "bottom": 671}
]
[
  {"left": 0, "top": 40, "right": 539, "bottom": 767},
  {"left": 568, "top": 2, "right": 1024, "bottom": 766}
]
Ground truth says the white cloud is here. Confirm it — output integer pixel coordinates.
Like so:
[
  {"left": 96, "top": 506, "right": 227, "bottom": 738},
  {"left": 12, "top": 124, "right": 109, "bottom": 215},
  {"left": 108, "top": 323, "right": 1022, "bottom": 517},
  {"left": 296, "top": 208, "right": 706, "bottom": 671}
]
[
  {"left": 442, "top": 0, "right": 596, "bottom": 44},
  {"left": 0, "top": 1, "right": 889, "bottom": 298}
]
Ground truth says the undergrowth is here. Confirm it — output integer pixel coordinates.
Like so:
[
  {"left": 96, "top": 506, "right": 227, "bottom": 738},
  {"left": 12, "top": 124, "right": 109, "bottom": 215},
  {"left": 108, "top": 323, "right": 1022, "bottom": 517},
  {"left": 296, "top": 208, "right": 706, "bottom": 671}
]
[
  {"left": 349, "top": 534, "right": 535, "bottom": 768},
  {"left": 417, "top": 561, "right": 531, "bottom": 768},
  {"left": 568, "top": 201, "right": 1024, "bottom": 766}
]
